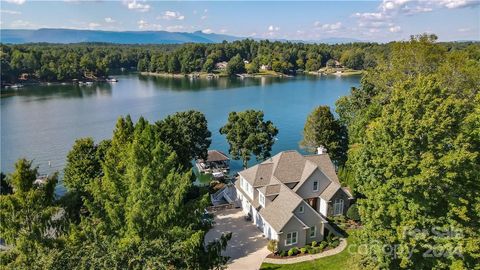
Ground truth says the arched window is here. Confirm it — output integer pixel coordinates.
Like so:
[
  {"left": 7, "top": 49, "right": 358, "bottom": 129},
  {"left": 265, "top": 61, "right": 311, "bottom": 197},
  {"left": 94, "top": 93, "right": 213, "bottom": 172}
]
[{"left": 333, "top": 198, "right": 344, "bottom": 215}]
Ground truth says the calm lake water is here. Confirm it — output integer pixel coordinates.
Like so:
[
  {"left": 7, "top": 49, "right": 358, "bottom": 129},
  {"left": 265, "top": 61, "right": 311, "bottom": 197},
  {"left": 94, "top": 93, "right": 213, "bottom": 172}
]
[{"left": 1, "top": 74, "right": 360, "bottom": 193}]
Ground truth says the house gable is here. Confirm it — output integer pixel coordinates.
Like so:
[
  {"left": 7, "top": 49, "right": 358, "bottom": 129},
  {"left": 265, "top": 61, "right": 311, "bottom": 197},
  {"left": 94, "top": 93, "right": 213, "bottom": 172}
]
[{"left": 294, "top": 168, "right": 331, "bottom": 200}]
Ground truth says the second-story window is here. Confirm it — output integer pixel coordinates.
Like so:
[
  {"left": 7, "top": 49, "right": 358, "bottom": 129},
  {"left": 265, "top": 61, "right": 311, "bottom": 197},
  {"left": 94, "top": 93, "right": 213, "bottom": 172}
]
[
  {"left": 313, "top": 181, "right": 319, "bottom": 191},
  {"left": 259, "top": 193, "right": 265, "bottom": 207},
  {"left": 299, "top": 205, "right": 304, "bottom": 213}
]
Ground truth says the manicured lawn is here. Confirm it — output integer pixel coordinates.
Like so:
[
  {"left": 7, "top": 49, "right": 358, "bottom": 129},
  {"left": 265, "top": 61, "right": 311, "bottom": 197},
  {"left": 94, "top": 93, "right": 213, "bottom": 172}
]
[{"left": 260, "top": 230, "right": 360, "bottom": 270}]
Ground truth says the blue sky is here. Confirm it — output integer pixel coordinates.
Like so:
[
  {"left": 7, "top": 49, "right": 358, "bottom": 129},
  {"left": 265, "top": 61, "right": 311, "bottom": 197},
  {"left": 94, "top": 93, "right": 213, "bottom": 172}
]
[{"left": 0, "top": 0, "right": 479, "bottom": 42}]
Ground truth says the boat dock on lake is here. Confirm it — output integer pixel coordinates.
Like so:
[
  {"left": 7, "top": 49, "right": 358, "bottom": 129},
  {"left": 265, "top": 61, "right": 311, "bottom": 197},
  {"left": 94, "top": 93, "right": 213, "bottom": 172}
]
[{"left": 196, "top": 150, "right": 230, "bottom": 179}]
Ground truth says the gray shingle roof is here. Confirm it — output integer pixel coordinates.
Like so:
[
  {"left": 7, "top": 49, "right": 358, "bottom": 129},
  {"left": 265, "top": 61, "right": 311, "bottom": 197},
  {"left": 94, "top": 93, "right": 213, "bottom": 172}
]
[
  {"left": 200, "top": 150, "right": 229, "bottom": 162},
  {"left": 304, "top": 154, "right": 340, "bottom": 183},
  {"left": 237, "top": 150, "right": 345, "bottom": 232},
  {"left": 272, "top": 151, "right": 306, "bottom": 184},
  {"left": 258, "top": 184, "right": 304, "bottom": 232},
  {"left": 238, "top": 162, "right": 274, "bottom": 187}
]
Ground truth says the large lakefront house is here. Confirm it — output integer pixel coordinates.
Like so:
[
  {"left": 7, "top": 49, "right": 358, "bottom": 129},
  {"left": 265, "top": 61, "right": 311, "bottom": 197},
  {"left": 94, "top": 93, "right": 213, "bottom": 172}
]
[{"left": 234, "top": 147, "right": 353, "bottom": 251}]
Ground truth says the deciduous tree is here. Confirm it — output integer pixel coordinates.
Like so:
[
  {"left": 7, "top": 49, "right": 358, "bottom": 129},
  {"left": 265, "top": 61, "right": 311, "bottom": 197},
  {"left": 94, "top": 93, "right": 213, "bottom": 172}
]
[
  {"left": 220, "top": 110, "right": 278, "bottom": 168},
  {"left": 300, "top": 105, "right": 348, "bottom": 166}
]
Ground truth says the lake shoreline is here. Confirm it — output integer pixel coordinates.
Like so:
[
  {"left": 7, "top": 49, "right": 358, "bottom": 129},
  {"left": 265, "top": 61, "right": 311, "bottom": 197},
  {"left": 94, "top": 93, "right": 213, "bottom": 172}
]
[{"left": 2, "top": 70, "right": 363, "bottom": 89}]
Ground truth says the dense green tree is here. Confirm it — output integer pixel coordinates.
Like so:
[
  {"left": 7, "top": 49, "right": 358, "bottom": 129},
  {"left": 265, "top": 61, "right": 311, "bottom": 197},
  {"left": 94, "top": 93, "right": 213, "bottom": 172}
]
[
  {"left": 220, "top": 110, "right": 278, "bottom": 168},
  {"left": 58, "top": 116, "right": 230, "bottom": 269},
  {"left": 340, "top": 49, "right": 364, "bottom": 70},
  {"left": 202, "top": 57, "right": 215, "bottom": 72},
  {"left": 305, "top": 58, "right": 321, "bottom": 71},
  {"left": 300, "top": 106, "right": 348, "bottom": 166},
  {"left": 226, "top": 54, "right": 245, "bottom": 76},
  {"left": 337, "top": 34, "right": 480, "bottom": 269},
  {"left": 63, "top": 137, "right": 102, "bottom": 193},
  {"left": 156, "top": 110, "right": 212, "bottom": 168},
  {"left": 0, "top": 172, "right": 13, "bottom": 195},
  {"left": 0, "top": 159, "right": 59, "bottom": 268},
  {"left": 246, "top": 58, "right": 260, "bottom": 74}
]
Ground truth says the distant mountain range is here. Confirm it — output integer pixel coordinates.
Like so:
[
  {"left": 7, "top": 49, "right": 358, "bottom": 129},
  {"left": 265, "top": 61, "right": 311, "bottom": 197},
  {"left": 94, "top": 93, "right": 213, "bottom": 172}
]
[{"left": 0, "top": 28, "right": 364, "bottom": 44}]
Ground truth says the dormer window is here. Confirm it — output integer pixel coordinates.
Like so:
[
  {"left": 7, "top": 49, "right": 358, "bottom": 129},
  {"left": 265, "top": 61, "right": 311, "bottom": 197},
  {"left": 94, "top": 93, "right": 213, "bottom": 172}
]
[
  {"left": 313, "top": 181, "right": 319, "bottom": 191},
  {"left": 259, "top": 193, "right": 265, "bottom": 207},
  {"left": 299, "top": 205, "right": 304, "bottom": 213}
]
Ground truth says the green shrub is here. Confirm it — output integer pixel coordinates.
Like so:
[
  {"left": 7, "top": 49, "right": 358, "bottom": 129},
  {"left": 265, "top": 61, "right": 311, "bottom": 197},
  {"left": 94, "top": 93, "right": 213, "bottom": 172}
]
[
  {"left": 330, "top": 239, "right": 340, "bottom": 248},
  {"left": 307, "top": 248, "right": 316, "bottom": 254},
  {"left": 288, "top": 247, "right": 299, "bottom": 256},
  {"left": 311, "top": 241, "right": 317, "bottom": 247},
  {"left": 300, "top": 247, "right": 307, "bottom": 254},
  {"left": 318, "top": 242, "right": 327, "bottom": 250},
  {"left": 279, "top": 250, "right": 286, "bottom": 257},
  {"left": 346, "top": 204, "right": 360, "bottom": 221},
  {"left": 267, "top": 240, "right": 278, "bottom": 253},
  {"left": 314, "top": 247, "right": 321, "bottom": 253}
]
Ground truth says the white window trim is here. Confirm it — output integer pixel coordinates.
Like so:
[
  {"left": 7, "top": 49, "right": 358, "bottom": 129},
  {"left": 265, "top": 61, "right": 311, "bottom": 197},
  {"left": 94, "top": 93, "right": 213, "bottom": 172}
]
[
  {"left": 285, "top": 231, "right": 298, "bottom": 246},
  {"left": 310, "top": 226, "right": 316, "bottom": 238},
  {"left": 259, "top": 192, "right": 265, "bottom": 207},
  {"left": 299, "top": 205, "right": 304, "bottom": 213},
  {"left": 333, "top": 199, "right": 344, "bottom": 216},
  {"left": 313, "top": 181, "right": 319, "bottom": 191}
]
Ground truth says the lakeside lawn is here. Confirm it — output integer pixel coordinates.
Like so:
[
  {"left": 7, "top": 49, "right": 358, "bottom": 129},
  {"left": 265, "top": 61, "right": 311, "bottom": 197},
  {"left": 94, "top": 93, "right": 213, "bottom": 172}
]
[{"left": 260, "top": 229, "right": 360, "bottom": 270}]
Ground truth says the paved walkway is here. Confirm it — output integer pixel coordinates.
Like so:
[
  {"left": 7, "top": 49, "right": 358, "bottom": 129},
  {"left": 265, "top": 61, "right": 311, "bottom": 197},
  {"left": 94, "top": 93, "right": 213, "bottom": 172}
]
[
  {"left": 205, "top": 208, "right": 269, "bottom": 270},
  {"left": 263, "top": 238, "right": 347, "bottom": 264}
]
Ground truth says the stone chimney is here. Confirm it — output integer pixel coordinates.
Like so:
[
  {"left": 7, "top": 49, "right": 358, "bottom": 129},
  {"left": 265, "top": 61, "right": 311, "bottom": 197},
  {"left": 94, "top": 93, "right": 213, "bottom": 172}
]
[{"left": 317, "top": 145, "right": 327, "bottom": 155}]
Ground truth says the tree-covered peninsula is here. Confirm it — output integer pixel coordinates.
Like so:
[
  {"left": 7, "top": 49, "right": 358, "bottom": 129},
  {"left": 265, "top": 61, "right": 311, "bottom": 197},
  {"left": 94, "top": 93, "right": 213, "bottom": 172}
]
[{"left": 3, "top": 39, "right": 477, "bottom": 84}]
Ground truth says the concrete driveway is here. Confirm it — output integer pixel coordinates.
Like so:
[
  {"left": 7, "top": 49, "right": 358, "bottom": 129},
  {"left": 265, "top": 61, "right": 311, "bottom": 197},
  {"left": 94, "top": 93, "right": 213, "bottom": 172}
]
[{"left": 205, "top": 208, "right": 269, "bottom": 270}]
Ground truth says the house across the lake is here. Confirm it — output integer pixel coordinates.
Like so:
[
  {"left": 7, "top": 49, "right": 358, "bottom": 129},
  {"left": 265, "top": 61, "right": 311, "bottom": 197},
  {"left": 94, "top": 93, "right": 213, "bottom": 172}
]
[
  {"left": 196, "top": 150, "right": 230, "bottom": 176},
  {"left": 215, "top": 61, "right": 228, "bottom": 70},
  {"left": 260, "top": 64, "right": 271, "bottom": 71},
  {"left": 234, "top": 147, "right": 353, "bottom": 251}
]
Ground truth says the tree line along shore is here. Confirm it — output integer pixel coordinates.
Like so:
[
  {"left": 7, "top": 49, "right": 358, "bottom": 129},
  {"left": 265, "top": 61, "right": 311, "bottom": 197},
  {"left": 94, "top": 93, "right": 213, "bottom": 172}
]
[
  {"left": 1, "top": 34, "right": 480, "bottom": 269},
  {"left": 2, "top": 38, "right": 478, "bottom": 86}
]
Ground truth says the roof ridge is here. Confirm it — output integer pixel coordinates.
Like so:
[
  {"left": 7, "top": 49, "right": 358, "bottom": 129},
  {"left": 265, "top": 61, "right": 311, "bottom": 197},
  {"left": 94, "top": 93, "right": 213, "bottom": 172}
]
[
  {"left": 303, "top": 153, "right": 329, "bottom": 157},
  {"left": 272, "top": 175, "right": 327, "bottom": 227}
]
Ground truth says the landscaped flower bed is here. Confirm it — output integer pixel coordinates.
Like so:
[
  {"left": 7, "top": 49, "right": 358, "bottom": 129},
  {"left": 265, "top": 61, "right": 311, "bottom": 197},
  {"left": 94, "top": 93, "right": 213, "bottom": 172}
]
[{"left": 266, "top": 234, "right": 342, "bottom": 259}]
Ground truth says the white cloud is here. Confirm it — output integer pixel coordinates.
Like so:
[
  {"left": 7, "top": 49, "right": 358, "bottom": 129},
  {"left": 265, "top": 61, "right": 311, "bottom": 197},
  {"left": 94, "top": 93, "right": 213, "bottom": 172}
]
[
  {"left": 4, "top": 0, "right": 26, "bottom": 5},
  {"left": 104, "top": 17, "right": 116, "bottom": 23},
  {"left": 438, "top": 0, "right": 480, "bottom": 9},
  {"left": 313, "top": 21, "right": 342, "bottom": 33},
  {"left": 200, "top": 15, "right": 208, "bottom": 20},
  {"left": 126, "top": 0, "right": 150, "bottom": 12},
  {"left": 353, "top": 12, "right": 388, "bottom": 21},
  {"left": 137, "top": 19, "right": 161, "bottom": 30},
  {"left": 0, "top": 9, "right": 21, "bottom": 15},
  {"left": 9, "top": 19, "right": 35, "bottom": 28},
  {"left": 268, "top": 25, "right": 280, "bottom": 32},
  {"left": 458, "top": 27, "right": 471, "bottom": 32},
  {"left": 88, "top": 22, "right": 100, "bottom": 29},
  {"left": 202, "top": 28, "right": 213, "bottom": 34},
  {"left": 380, "top": 0, "right": 413, "bottom": 12},
  {"left": 389, "top": 25, "right": 402, "bottom": 32},
  {"left": 159, "top": 10, "right": 185, "bottom": 20},
  {"left": 165, "top": 25, "right": 185, "bottom": 31},
  {"left": 219, "top": 29, "right": 227, "bottom": 34}
]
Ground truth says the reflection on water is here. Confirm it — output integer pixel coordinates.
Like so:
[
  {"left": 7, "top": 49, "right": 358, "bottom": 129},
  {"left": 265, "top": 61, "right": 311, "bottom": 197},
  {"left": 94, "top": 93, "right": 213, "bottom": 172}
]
[
  {"left": 138, "top": 74, "right": 299, "bottom": 91},
  {"left": 1, "top": 73, "right": 360, "bottom": 195},
  {"left": 1, "top": 83, "right": 113, "bottom": 100}
]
